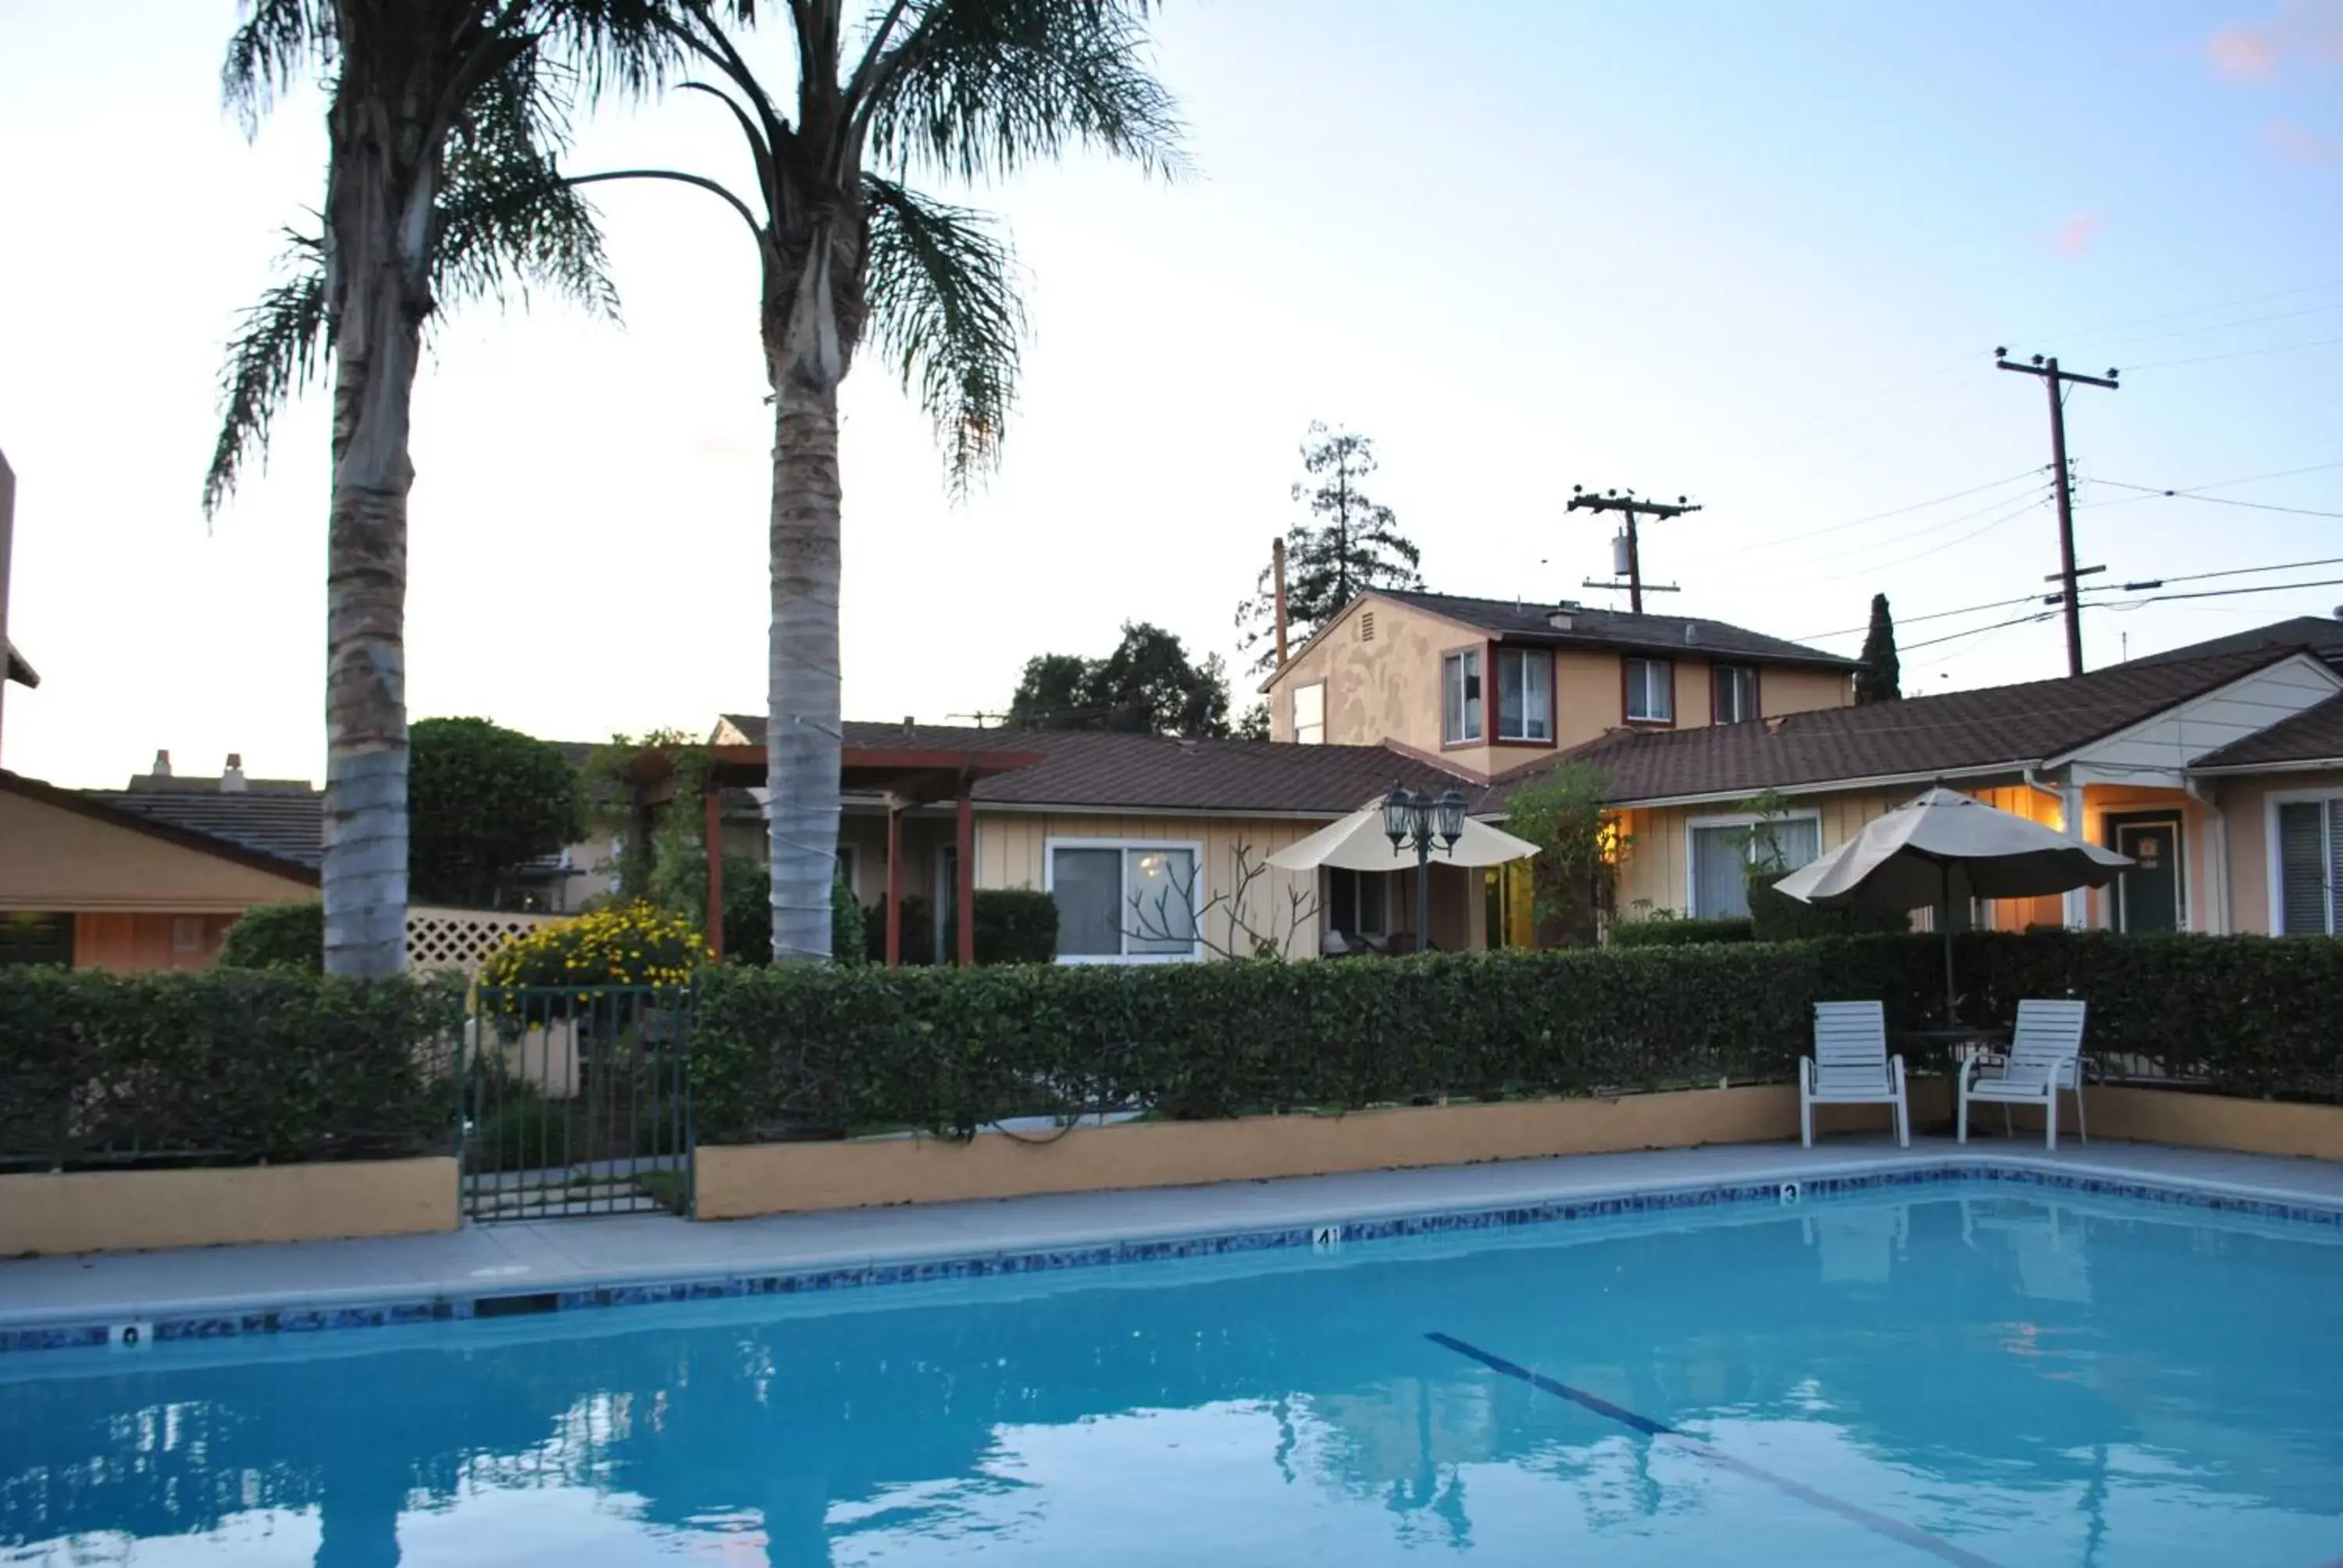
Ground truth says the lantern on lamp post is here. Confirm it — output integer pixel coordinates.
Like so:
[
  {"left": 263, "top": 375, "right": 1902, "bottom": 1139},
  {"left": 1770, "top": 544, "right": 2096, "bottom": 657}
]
[{"left": 1382, "top": 782, "right": 1467, "bottom": 952}]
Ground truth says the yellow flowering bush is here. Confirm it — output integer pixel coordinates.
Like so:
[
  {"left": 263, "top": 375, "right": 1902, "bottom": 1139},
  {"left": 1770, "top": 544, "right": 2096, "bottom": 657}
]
[{"left": 477, "top": 903, "right": 711, "bottom": 992}]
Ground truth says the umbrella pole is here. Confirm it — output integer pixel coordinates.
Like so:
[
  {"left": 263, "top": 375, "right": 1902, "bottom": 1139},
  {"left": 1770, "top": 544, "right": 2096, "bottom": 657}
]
[{"left": 1941, "top": 861, "right": 1956, "bottom": 1025}]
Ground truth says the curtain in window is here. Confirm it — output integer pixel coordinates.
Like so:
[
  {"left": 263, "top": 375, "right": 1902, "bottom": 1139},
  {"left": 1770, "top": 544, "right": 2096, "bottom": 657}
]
[
  {"left": 1690, "top": 826, "right": 1750, "bottom": 919},
  {"left": 1498, "top": 650, "right": 1550, "bottom": 740},
  {"left": 1051, "top": 848, "right": 1123, "bottom": 955}
]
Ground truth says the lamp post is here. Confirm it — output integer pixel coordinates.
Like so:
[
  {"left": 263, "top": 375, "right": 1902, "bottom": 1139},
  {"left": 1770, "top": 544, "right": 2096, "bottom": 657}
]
[{"left": 1383, "top": 782, "right": 1467, "bottom": 952}]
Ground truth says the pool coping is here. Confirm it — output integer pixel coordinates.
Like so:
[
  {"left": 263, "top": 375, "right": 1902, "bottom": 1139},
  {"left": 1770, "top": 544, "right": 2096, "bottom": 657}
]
[{"left": 2, "top": 1139, "right": 2338, "bottom": 1356}]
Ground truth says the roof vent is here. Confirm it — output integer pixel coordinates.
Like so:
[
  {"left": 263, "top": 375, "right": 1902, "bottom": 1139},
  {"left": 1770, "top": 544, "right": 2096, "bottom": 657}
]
[
  {"left": 221, "top": 754, "right": 248, "bottom": 793},
  {"left": 150, "top": 749, "right": 172, "bottom": 779},
  {"left": 1683, "top": 623, "right": 1699, "bottom": 645},
  {"left": 1359, "top": 610, "right": 1375, "bottom": 643},
  {"left": 1548, "top": 611, "right": 1574, "bottom": 631}
]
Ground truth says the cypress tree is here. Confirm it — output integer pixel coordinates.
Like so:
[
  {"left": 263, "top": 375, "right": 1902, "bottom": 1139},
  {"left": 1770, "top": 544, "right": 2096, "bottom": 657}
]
[{"left": 1856, "top": 593, "right": 1902, "bottom": 704}]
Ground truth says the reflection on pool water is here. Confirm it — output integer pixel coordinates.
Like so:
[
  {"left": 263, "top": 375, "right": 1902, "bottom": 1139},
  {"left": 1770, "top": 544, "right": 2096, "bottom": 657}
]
[{"left": 2, "top": 1187, "right": 2339, "bottom": 1566}]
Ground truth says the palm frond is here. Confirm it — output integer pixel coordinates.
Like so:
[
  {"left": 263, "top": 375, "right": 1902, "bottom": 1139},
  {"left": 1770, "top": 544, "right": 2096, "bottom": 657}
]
[
  {"left": 203, "top": 235, "right": 329, "bottom": 517},
  {"left": 433, "top": 48, "right": 620, "bottom": 316},
  {"left": 221, "top": 0, "right": 332, "bottom": 134},
  {"left": 861, "top": 0, "right": 1184, "bottom": 184},
  {"left": 862, "top": 173, "right": 1022, "bottom": 487}
]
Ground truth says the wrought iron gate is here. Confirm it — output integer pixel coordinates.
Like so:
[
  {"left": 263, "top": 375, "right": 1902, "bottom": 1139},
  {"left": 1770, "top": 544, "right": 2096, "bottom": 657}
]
[{"left": 462, "top": 985, "right": 695, "bottom": 1221}]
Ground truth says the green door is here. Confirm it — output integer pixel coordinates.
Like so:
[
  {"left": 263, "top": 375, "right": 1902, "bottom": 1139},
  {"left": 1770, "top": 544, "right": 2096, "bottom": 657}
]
[{"left": 2109, "top": 815, "right": 2182, "bottom": 933}]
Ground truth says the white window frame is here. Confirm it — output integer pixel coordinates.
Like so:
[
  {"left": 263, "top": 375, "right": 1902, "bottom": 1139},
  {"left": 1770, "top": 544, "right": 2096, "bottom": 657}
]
[
  {"left": 1683, "top": 809, "right": 1824, "bottom": 918},
  {"left": 1494, "top": 647, "right": 1553, "bottom": 743},
  {"left": 2264, "top": 787, "right": 2343, "bottom": 935},
  {"left": 1625, "top": 657, "right": 1674, "bottom": 724},
  {"left": 1293, "top": 682, "right": 1326, "bottom": 746},
  {"left": 1443, "top": 650, "right": 1483, "bottom": 744},
  {"left": 1043, "top": 836, "right": 1206, "bottom": 964}
]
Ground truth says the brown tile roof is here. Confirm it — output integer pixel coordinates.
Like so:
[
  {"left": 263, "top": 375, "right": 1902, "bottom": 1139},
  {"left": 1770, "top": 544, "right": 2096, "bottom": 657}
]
[
  {"left": 2189, "top": 693, "right": 2343, "bottom": 769},
  {"left": 1375, "top": 590, "right": 1857, "bottom": 670},
  {"left": 1535, "top": 647, "right": 2300, "bottom": 806},
  {"left": 0, "top": 772, "right": 319, "bottom": 882},
  {"left": 722, "top": 716, "right": 1492, "bottom": 814},
  {"left": 84, "top": 788, "right": 324, "bottom": 871},
  {"left": 2122, "top": 615, "right": 2343, "bottom": 670}
]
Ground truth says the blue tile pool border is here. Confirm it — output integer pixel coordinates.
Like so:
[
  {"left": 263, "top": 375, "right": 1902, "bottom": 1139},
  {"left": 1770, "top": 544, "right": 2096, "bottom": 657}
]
[{"left": 3, "top": 1156, "right": 2338, "bottom": 1356}]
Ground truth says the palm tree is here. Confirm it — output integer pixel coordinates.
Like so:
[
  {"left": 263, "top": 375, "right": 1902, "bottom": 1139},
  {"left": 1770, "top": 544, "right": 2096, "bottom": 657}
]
[
  {"left": 202, "top": 2, "right": 672, "bottom": 975},
  {"left": 580, "top": 1, "right": 1179, "bottom": 959}
]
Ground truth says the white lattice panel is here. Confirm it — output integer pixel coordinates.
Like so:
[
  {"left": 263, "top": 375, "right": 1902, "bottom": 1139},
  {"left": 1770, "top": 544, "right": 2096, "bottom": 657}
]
[{"left": 407, "top": 906, "right": 558, "bottom": 975}]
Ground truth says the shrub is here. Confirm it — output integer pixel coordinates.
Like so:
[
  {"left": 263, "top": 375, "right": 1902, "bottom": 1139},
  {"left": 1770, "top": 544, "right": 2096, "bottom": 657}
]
[
  {"left": 1610, "top": 917, "right": 1754, "bottom": 948},
  {"left": 218, "top": 900, "right": 325, "bottom": 972},
  {"left": 471, "top": 1092, "right": 577, "bottom": 1174},
  {"left": 832, "top": 876, "right": 865, "bottom": 965},
  {"left": 0, "top": 968, "right": 463, "bottom": 1170},
  {"left": 478, "top": 902, "right": 708, "bottom": 990},
  {"left": 1748, "top": 871, "right": 1911, "bottom": 942},
  {"left": 690, "top": 932, "right": 2343, "bottom": 1142},
  {"left": 862, "top": 895, "right": 936, "bottom": 965},
  {"left": 409, "top": 716, "right": 584, "bottom": 908},
  {"left": 942, "top": 888, "right": 1061, "bottom": 965}
]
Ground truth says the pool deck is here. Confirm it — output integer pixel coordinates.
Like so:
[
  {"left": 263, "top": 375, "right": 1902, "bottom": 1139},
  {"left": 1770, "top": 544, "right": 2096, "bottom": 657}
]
[{"left": 3, "top": 1136, "right": 2339, "bottom": 1342}]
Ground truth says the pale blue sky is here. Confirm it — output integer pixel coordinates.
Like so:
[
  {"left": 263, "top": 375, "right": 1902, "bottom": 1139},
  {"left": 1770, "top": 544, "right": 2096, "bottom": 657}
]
[{"left": 2, "top": 1, "right": 2338, "bottom": 786}]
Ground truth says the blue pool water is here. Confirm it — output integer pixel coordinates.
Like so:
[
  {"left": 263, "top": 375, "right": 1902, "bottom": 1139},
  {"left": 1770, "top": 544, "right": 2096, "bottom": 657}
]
[{"left": 3, "top": 1185, "right": 2340, "bottom": 1566}]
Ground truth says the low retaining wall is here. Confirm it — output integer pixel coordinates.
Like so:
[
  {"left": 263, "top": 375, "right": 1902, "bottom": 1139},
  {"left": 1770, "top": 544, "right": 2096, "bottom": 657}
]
[
  {"left": 697, "top": 1084, "right": 1920, "bottom": 1221},
  {"left": 0, "top": 1156, "right": 460, "bottom": 1257},
  {"left": 2074, "top": 1086, "right": 2343, "bottom": 1160}
]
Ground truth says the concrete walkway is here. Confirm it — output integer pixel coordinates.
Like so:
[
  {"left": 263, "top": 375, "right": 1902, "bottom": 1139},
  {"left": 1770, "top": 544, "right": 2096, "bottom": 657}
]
[{"left": 3, "top": 1137, "right": 2338, "bottom": 1339}]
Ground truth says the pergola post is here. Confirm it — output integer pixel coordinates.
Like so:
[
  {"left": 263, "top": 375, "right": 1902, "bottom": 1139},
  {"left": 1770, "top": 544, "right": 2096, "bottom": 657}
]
[
  {"left": 704, "top": 786, "right": 725, "bottom": 962},
  {"left": 955, "top": 780, "right": 975, "bottom": 968},
  {"left": 884, "top": 804, "right": 903, "bottom": 968}
]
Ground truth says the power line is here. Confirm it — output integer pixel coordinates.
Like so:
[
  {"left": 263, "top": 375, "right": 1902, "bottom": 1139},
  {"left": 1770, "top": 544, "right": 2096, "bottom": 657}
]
[
  {"left": 1801, "top": 554, "right": 2343, "bottom": 643},
  {"left": 2070, "top": 298, "right": 2343, "bottom": 353},
  {"left": 1565, "top": 487, "right": 1695, "bottom": 612},
  {"left": 2123, "top": 333, "right": 2343, "bottom": 372},
  {"left": 2098, "top": 576, "right": 2343, "bottom": 610},
  {"left": 2075, "top": 458, "right": 2343, "bottom": 511},
  {"left": 2084, "top": 478, "right": 2343, "bottom": 522},
  {"left": 2005, "top": 273, "right": 2343, "bottom": 347},
  {"left": 1816, "top": 491, "right": 2050, "bottom": 583},
  {"left": 1799, "top": 590, "right": 2056, "bottom": 642},
  {"left": 2088, "top": 554, "right": 2343, "bottom": 591},
  {"left": 1715, "top": 466, "right": 2046, "bottom": 558}
]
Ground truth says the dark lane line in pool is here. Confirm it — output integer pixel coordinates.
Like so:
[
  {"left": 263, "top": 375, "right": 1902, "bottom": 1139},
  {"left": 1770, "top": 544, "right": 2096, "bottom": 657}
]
[{"left": 1425, "top": 1332, "right": 2006, "bottom": 1568}]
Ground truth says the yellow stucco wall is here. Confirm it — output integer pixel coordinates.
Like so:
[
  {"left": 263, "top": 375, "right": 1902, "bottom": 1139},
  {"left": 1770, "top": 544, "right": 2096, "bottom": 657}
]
[
  {"left": 1614, "top": 789, "right": 1908, "bottom": 919},
  {"left": 1762, "top": 666, "right": 1855, "bottom": 718},
  {"left": 2215, "top": 767, "right": 2343, "bottom": 934},
  {"left": 0, "top": 1157, "right": 458, "bottom": 1256},
  {"left": 73, "top": 911, "right": 242, "bottom": 971},
  {"left": 0, "top": 789, "right": 315, "bottom": 914},
  {"left": 697, "top": 1085, "right": 1843, "bottom": 1219}
]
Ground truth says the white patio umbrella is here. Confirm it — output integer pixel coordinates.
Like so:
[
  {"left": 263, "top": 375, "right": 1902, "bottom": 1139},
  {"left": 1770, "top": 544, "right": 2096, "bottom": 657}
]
[
  {"left": 1774, "top": 786, "right": 2130, "bottom": 1017},
  {"left": 1268, "top": 803, "right": 1541, "bottom": 873}
]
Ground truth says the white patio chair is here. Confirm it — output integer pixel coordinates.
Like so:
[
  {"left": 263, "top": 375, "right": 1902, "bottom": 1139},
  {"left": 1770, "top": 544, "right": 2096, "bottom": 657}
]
[
  {"left": 1958, "top": 999, "right": 2089, "bottom": 1150},
  {"left": 1801, "top": 1001, "right": 1910, "bottom": 1148}
]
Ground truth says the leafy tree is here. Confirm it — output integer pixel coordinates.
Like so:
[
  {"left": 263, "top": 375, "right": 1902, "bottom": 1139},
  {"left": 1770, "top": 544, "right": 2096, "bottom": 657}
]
[
  {"left": 1007, "top": 622, "right": 1231, "bottom": 736},
  {"left": 219, "top": 900, "right": 325, "bottom": 972},
  {"left": 1004, "top": 652, "right": 1093, "bottom": 729},
  {"left": 1500, "top": 762, "right": 1621, "bottom": 948},
  {"left": 1856, "top": 593, "right": 1902, "bottom": 704},
  {"left": 587, "top": 3, "right": 1179, "bottom": 960},
  {"left": 1235, "top": 423, "right": 1424, "bottom": 673},
  {"left": 409, "top": 718, "right": 585, "bottom": 908},
  {"left": 1233, "top": 700, "right": 1270, "bottom": 740},
  {"left": 203, "top": 0, "right": 672, "bottom": 975}
]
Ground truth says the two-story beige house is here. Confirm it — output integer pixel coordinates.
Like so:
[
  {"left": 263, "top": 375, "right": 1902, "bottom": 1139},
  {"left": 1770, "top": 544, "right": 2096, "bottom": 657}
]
[{"left": 1263, "top": 590, "right": 1857, "bottom": 774}]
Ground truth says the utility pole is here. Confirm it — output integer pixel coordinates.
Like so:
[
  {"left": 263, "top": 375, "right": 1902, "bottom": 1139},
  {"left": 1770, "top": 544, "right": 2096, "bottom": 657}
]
[
  {"left": 1996, "top": 351, "right": 2120, "bottom": 676},
  {"left": 1566, "top": 488, "right": 1696, "bottom": 613}
]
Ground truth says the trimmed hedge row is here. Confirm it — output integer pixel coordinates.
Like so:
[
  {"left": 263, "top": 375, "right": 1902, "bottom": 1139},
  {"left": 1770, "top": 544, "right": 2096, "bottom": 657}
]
[
  {"left": 0, "top": 969, "right": 464, "bottom": 1171},
  {"left": 694, "top": 932, "right": 2343, "bottom": 1141},
  {"left": 1609, "top": 918, "right": 1755, "bottom": 947}
]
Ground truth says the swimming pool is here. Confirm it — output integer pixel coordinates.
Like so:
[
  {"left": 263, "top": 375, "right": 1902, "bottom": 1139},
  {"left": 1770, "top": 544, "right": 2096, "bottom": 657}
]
[{"left": 3, "top": 1182, "right": 2338, "bottom": 1566}]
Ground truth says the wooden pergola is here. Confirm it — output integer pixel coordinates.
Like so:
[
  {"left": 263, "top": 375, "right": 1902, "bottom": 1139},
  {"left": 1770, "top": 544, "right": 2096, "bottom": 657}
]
[{"left": 626, "top": 741, "right": 1043, "bottom": 965}]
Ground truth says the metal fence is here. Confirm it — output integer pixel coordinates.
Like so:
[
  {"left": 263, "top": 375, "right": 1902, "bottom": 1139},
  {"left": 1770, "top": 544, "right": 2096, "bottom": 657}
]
[{"left": 462, "top": 985, "right": 695, "bottom": 1222}]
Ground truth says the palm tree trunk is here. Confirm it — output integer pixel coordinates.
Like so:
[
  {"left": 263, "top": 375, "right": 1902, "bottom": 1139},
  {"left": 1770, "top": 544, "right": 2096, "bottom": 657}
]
[
  {"left": 766, "top": 378, "right": 844, "bottom": 960},
  {"left": 319, "top": 142, "right": 429, "bottom": 978}
]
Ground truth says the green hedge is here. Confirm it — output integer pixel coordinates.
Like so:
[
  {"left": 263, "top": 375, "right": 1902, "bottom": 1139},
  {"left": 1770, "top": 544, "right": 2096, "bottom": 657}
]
[
  {"left": 0, "top": 969, "right": 464, "bottom": 1171},
  {"left": 1748, "top": 872, "right": 1912, "bottom": 942},
  {"left": 218, "top": 900, "right": 325, "bottom": 972},
  {"left": 693, "top": 931, "right": 2343, "bottom": 1141},
  {"left": 1609, "top": 917, "right": 1755, "bottom": 947},
  {"left": 943, "top": 889, "right": 1061, "bottom": 965}
]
